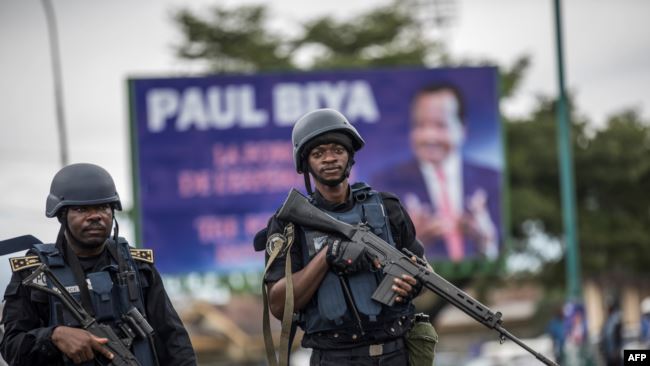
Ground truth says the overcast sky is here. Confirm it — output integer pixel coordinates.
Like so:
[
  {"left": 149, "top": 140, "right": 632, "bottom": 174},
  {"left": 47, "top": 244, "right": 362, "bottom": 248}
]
[{"left": 0, "top": 0, "right": 648, "bottom": 284}]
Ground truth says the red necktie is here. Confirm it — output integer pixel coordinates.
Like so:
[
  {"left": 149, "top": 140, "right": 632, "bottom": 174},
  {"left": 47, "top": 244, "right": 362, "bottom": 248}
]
[{"left": 434, "top": 167, "right": 464, "bottom": 261}]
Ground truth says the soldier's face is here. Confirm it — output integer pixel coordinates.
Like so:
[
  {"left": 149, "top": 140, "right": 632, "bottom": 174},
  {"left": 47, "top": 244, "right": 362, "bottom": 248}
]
[
  {"left": 66, "top": 204, "right": 113, "bottom": 248},
  {"left": 410, "top": 90, "right": 464, "bottom": 166},
  {"left": 308, "top": 143, "right": 349, "bottom": 183}
]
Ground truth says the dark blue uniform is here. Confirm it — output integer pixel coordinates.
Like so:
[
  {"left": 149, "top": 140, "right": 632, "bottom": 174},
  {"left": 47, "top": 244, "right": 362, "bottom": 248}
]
[
  {"left": 264, "top": 183, "right": 424, "bottom": 365},
  {"left": 0, "top": 241, "right": 196, "bottom": 366}
]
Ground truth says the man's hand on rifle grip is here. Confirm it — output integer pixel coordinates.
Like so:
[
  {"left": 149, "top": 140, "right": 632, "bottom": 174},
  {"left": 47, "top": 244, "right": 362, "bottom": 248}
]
[
  {"left": 392, "top": 255, "right": 425, "bottom": 303},
  {"left": 392, "top": 274, "right": 417, "bottom": 303},
  {"left": 51, "top": 326, "right": 114, "bottom": 364}
]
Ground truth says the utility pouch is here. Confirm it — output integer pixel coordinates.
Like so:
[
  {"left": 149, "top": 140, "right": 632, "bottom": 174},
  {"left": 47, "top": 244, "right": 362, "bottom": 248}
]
[
  {"left": 405, "top": 313, "right": 438, "bottom": 366},
  {"left": 87, "top": 271, "right": 115, "bottom": 322}
]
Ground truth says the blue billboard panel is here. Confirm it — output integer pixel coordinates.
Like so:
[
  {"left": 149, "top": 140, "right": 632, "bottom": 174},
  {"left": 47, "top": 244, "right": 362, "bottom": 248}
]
[{"left": 129, "top": 67, "right": 502, "bottom": 274}]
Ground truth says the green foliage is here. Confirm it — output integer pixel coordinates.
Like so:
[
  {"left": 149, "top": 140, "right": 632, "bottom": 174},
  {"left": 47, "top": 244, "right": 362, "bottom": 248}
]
[
  {"left": 173, "top": 5, "right": 293, "bottom": 73},
  {"left": 574, "top": 110, "right": 650, "bottom": 275},
  {"left": 297, "top": 3, "right": 436, "bottom": 70},
  {"left": 173, "top": 1, "right": 440, "bottom": 72},
  {"left": 508, "top": 101, "right": 650, "bottom": 278},
  {"left": 507, "top": 97, "right": 563, "bottom": 239},
  {"left": 449, "top": 55, "right": 530, "bottom": 100},
  {"left": 499, "top": 56, "right": 530, "bottom": 100}
]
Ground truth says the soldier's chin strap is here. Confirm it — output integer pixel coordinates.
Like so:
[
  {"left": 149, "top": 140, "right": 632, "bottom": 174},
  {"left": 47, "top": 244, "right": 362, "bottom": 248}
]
[
  {"left": 262, "top": 223, "right": 296, "bottom": 366},
  {"left": 303, "top": 172, "right": 313, "bottom": 195},
  {"left": 112, "top": 211, "right": 120, "bottom": 242}
]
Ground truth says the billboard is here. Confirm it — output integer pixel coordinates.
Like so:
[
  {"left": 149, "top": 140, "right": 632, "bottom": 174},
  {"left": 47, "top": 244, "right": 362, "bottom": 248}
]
[{"left": 129, "top": 67, "right": 502, "bottom": 274}]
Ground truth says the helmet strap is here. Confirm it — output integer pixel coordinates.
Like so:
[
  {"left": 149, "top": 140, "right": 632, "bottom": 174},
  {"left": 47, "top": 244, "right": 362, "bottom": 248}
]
[
  {"left": 303, "top": 171, "right": 313, "bottom": 195},
  {"left": 343, "top": 156, "right": 355, "bottom": 178},
  {"left": 55, "top": 223, "right": 67, "bottom": 256},
  {"left": 112, "top": 209, "right": 120, "bottom": 242},
  {"left": 61, "top": 215, "right": 85, "bottom": 250}
]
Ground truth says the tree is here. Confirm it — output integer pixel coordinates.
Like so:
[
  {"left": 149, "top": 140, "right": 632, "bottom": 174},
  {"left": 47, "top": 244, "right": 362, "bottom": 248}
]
[
  {"left": 296, "top": 3, "right": 438, "bottom": 70},
  {"left": 507, "top": 101, "right": 650, "bottom": 286},
  {"left": 172, "top": 1, "right": 527, "bottom": 98},
  {"left": 575, "top": 110, "right": 650, "bottom": 276},
  {"left": 173, "top": 5, "right": 293, "bottom": 73},
  {"left": 173, "top": 1, "right": 444, "bottom": 73}
]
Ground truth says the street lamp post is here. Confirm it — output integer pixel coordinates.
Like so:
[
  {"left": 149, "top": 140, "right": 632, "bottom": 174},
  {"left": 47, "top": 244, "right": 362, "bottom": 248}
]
[
  {"left": 553, "top": 0, "right": 582, "bottom": 311},
  {"left": 553, "top": 1, "right": 595, "bottom": 365},
  {"left": 42, "top": 0, "right": 69, "bottom": 167}
]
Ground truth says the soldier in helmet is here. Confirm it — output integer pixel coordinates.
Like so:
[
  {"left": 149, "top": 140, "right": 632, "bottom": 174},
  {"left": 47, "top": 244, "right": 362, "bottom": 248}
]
[
  {"left": 0, "top": 163, "right": 196, "bottom": 365},
  {"left": 262, "top": 109, "right": 434, "bottom": 365}
]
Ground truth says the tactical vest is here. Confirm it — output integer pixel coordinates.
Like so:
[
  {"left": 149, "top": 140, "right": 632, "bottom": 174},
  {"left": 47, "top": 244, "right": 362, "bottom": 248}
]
[
  {"left": 300, "top": 183, "right": 412, "bottom": 334},
  {"left": 31, "top": 239, "right": 156, "bottom": 366}
]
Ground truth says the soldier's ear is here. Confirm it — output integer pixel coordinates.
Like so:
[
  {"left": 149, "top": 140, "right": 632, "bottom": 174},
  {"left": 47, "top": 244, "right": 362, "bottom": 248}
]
[{"left": 56, "top": 209, "right": 67, "bottom": 224}]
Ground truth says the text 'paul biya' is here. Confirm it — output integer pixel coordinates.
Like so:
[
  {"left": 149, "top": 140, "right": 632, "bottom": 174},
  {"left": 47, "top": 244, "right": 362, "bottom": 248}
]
[{"left": 145, "top": 80, "right": 380, "bottom": 133}]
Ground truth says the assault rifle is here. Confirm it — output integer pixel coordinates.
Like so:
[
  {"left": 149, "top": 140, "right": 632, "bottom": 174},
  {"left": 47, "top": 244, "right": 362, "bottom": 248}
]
[
  {"left": 277, "top": 189, "right": 559, "bottom": 366},
  {"left": 23, "top": 264, "right": 144, "bottom": 366}
]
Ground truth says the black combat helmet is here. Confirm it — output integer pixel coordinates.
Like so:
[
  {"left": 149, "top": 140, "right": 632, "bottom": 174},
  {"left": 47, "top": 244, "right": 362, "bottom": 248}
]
[
  {"left": 46, "top": 163, "right": 122, "bottom": 218},
  {"left": 291, "top": 108, "right": 365, "bottom": 174}
]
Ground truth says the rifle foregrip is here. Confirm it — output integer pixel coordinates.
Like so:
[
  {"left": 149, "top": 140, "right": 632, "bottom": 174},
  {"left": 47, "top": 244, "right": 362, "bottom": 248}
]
[{"left": 372, "top": 274, "right": 399, "bottom": 306}]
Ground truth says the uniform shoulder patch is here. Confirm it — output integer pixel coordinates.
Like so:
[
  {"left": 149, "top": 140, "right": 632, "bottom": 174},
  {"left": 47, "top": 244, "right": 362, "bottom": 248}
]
[
  {"left": 9, "top": 255, "right": 42, "bottom": 272},
  {"left": 130, "top": 248, "right": 154, "bottom": 264},
  {"left": 266, "top": 233, "right": 287, "bottom": 256}
]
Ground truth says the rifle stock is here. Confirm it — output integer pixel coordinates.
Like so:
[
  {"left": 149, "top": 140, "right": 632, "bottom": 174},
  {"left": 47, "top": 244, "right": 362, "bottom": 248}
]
[
  {"left": 277, "top": 189, "right": 559, "bottom": 366},
  {"left": 277, "top": 189, "right": 357, "bottom": 239}
]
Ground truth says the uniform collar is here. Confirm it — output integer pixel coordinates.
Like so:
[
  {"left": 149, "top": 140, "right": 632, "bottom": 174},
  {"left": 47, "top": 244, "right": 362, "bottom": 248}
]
[{"left": 312, "top": 186, "right": 354, "bottom": 212}]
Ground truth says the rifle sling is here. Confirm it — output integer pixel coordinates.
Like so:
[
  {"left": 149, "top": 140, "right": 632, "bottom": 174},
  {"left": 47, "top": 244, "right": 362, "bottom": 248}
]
[
  {"left": 62, "top": 241, "right": 95, "bottom": 317},
  {"left": 105, "top": 241, "right": 139, "bottom": 302},
  {"left": 262, "top": 223, "right": 296, "bottom": 366},
  {"left": 278, "top": 224, "right": 295, "bottom": 366},
  {"left": 61, "top": 240, "right": 127, "bottom": 319}
]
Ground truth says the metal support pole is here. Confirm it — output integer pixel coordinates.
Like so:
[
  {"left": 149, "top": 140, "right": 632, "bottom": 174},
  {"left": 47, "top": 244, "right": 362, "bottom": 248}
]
[
  {"left": 553, "top": 0, "right": 582, "bottom": 303},
  {"left": 42, "top": 0, "right": 69, "bottom": 167},
  {"left": 554, "top": 3, "right": 596, "bottom": 364}
]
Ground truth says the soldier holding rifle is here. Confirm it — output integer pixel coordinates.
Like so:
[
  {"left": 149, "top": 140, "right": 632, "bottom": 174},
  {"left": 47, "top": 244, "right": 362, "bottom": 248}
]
[
  {"left": 260, "top": 109, "right": 437, "bottom": 365},
  {"left": 0, "top": 163, "right": 196, "bottom": 365}
]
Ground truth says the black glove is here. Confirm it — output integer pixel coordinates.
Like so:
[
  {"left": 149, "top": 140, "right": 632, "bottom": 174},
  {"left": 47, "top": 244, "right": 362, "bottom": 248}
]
[{"left": 325, "top": 237, "right": 375, "bottom": 274}]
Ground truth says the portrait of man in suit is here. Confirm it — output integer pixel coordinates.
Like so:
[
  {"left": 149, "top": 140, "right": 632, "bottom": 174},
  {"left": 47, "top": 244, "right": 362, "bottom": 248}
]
[{"left": 372, "top": 83, "right": 501, "bottom": 262}]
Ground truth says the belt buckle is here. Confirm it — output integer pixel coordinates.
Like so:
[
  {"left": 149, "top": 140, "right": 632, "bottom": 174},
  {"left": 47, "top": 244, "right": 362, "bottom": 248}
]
[{"left": 369, "top": 344, "right": 383, "bottom": 357}]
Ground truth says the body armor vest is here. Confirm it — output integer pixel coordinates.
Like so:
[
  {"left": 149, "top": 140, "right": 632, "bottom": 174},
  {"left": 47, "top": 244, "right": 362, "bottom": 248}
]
[
  {"left": 300, "top": 183, "right": 412, "bottom": 334},
  {"left": 31, "top": 239, "right": 156, "bottom": 366}
]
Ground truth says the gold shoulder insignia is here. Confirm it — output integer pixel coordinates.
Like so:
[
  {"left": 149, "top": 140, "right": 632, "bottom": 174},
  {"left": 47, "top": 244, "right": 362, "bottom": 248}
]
[
  {"left": 130, "top": 248, "right": 154, "bottom": 264},
  {"left": 9, "top": 256, "right": 41, "bottom": 272}
]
